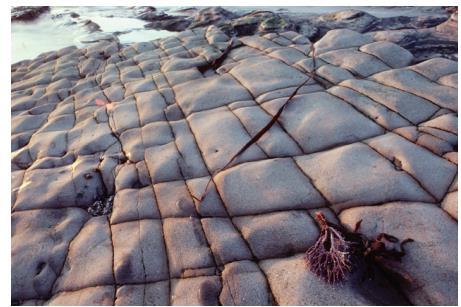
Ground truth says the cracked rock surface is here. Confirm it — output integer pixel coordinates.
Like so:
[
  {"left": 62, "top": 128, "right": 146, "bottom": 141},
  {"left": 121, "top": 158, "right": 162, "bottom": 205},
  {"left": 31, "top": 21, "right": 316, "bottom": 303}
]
[{"left": 11, "top": 22, "right": 457, "bottom": 305}]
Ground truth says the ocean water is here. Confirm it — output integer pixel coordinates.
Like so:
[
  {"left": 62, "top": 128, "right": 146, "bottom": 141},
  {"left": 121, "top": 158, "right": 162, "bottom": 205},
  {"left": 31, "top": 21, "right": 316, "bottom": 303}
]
[{"left": 11, "top": 6, "right": 447, "bottom": 64}]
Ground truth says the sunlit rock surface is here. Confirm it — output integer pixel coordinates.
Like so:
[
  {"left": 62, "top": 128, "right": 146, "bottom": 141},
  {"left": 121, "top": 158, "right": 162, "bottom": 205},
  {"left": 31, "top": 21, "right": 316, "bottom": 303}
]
[{"left": 11, "top": 20, "right": 457, "bottom": 305}]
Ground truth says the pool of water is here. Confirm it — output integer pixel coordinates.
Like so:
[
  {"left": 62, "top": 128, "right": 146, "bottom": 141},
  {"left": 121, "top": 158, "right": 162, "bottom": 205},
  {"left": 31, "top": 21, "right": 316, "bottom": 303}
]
[{"left": 11, "top": 6, "right": 176, "bottom": 64}]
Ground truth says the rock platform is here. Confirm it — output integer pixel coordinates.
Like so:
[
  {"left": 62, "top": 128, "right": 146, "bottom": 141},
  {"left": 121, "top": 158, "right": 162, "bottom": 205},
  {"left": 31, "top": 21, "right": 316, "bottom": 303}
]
[{"left": 11, "top": 23, "right": 457, "bottom": 305}]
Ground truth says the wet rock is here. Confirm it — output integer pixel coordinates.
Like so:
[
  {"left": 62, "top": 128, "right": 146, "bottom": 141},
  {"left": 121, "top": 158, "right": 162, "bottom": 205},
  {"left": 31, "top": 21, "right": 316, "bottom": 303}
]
[
  {"left": 143, "top": 13, "right": 191, "bottom": 32},
  {"left": 81, "top": 19, "right": 101, "bottom": 33},
  {"left": 190, "top": 7, "right": 237, "bottom": 29},
  {"left": 11, "top": 6, "right": 50, "bottom": 22},
  {"left": 76, "top": 33, "right": 119, "bottom": 45}
]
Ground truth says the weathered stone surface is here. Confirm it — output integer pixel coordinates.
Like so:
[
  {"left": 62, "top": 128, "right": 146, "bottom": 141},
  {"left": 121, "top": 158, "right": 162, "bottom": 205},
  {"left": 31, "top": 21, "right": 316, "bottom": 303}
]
[
  {"left": 220, "top": 260, "right": 271, "bottom": 305},
  {"left": 115, "top": 281, "right": 170, "bottom": 306},
  {"left": 315, "top": 64, "right": 354, "bottom": 84},
  {"left": 202, "top": 218, "right": 252, "bottom": 265},
  {"left": 233, "top": 210, "right": 319, "bottom": 259},
  {"left": 295, "top": 143, "right": 434, "bottom": 210},
  {"left": 175, "top": 74, "right": 252, "bottom": 115},
  {"left": 215, "top": 158, "right": 325, "bottom": 216},
  {"left": 12, "top": 208, "right": 89, "bottom": 300},
  {"left": 11, "top": 21, "right": 458, "bottom": 305},
  {"left": 230, "top": 57, "right": 309, "bottom": 97},
  {"left": 144, "top": 143, "right": 183, "bottom": 184},
  {"left": 186, "top": 176, "right": 228, "bottom": 217},
  {"left": 171, "top": 276, "right": 221, "bottom": 305},
  {"left": 163, "top": 217, "right": 215, "bottom": 278},
  {"left": 365, "top": 132, "right": 457, "bottom": 201},
  {"left": 112, "top": 219, "right": 169, "bottom": 284},
  {"left": 410, "top": 57, "right": 458, "bottom": 81},
  {"left": 53, "top": 216, "right": 114, "bottom": 292},
  {"left": 314, "top": 29, "right": 373, "bottom": 54},
  {"left": 359, "top": 41, "right": 414, "bottom": 68},
  {"left": 259, "top": 254, "right": 374, "bottom": 305},
  {"left": 371, "top": 68, "right": 458, "bottom": 112},
  {"left": 441, "top": 190, "right": 458, "bottom": 219},
  {"left": 111, "top": 187, "right": 160, "bottom": 224},
  {"left": 232, "top": 105, "right": 303, "bottom": 157},
  {"left": 47, "top": 286, "right": 115, "bottom": 305},
  {"left": 340, "top": 202, "right": 458, "bottom": 305},
  {"left": 328, "top": 85, "right": 410, "bottom": 130},
  {"left": 319, "top": 48, "right": 390, "bottom": 77},
  {"left": 340, "top": 79, "right": 439, "bottom": 124},
  {"left": 420, "top": 112, "right": 458, "bottom": 134},
  {"left": 154, "top": 180, "right": 196, "bottom": 218},
  {"left": 275, "top": 92, "right": 384, "bottom": 153},
  {"left": 188, "top": 106, "right": 266, "bottom": 172}
]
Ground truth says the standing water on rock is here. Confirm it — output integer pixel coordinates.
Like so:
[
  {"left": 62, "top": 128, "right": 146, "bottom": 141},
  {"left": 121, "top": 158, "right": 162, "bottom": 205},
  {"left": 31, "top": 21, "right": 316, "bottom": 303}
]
[{"left": 11, "top": 6, "right": 175, "bottom": 63}]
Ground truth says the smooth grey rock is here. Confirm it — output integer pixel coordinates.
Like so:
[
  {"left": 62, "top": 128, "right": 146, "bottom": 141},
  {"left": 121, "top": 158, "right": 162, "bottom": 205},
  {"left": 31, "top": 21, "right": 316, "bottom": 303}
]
[
  {"left": 230, "top": 56, "right": 309, "bottom": 97},
  {"left": 365, "top": 132, "right": 457, "bottom": 201},
  {"left": 47, "top": 286, "right": 115, "bottom": 305},
  {"left": 154, "top": 180, "right": 196, "bottom": 218},
  {"left": 315, "top": 64, "right": 355, "bottom": 84},
  {"left": 202, "top": 218, "right": 252, "bottom": 265},
  {"left": 410, "top": 57, "right": 458, "bottom": 81},
  {"left": 359, "top": 41, "right": 414, "bottom": 68},
  {"left": 220, "top": 260, "right": 271, "bottom": 305},
  {"left": 319, "top": 48, "right": 390, "bottom": 77},
  {"left": 215, "top": 158, "right": 325, "bottom": 216},
  {"left": 175, "top": 74, "right": 252, "bottom": 116},
  {"left": 144, "top": 143, "right": 183, "bottom": 184},
  {"left": 186, "top": 176, "right": 228, "bottom": 217},
  {"left": 233, "top": 105, "right": 303, "bottom": 157},
  {"left": 340, "top": 202, "right": 458, "bottom": 305},
  {"left": 163, "top": 217, "right": 215, "bottom": 278},
  {"left": 171, "top": 276, "right": 221, "bottom": 305},
  {"left": 340, "top": 79, "right": 438, "bottom": 124},
  {"left": 441, "top": 190, "right": 458, "bottom": 220},
  {"left": 12, "top": 208, "right": 89, "bottom": 300},
  {"left": 259, "top": 254, "right": 374, "bottom": 305},
  {"left": 371, "top": 68, "right": 457, "bottom": 112},
  {"left": 276, "top": 92, "right": 384, "bottom": 153},
  {"left": 53, "top": 216, "right": 114, "bottom": 292},
  {"left": 314, "top": 29, "right": 373, "bottom": 54},
  {"left": 112, "top": 219, "right": 168, "bottom": 284},
  {"left": 328, "top": 85, "right": 410, "bottom": 130},
  {"left": 111, "top": 187, "right": 161, "bottom": 224},
  {"left": 295, "top": 142, "right": 435, "bottom": 211},
  {"left": 188, "top": 106, "right": 266, "bottom": 172},
  {"left": 233, "top": 210, "right": 319, "bottom": 259},
  {"left": 115, "top": 281, "right": 170, "bottom": 306}
]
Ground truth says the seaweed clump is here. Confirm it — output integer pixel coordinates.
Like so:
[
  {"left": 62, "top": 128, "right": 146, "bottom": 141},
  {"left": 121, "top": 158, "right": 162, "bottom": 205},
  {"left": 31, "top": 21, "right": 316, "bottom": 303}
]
[
  {"left": 305, "top": 212, "right": 414, "bottom": 284},
  {"left": 305, "top": 212, "right": 353, "bottom": 283}
]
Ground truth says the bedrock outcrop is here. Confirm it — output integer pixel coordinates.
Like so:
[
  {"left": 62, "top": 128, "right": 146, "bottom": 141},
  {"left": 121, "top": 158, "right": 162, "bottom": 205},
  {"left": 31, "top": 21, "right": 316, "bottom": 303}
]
[{"left": 11, "top": 22, "right": 457, "bottom": 305}]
